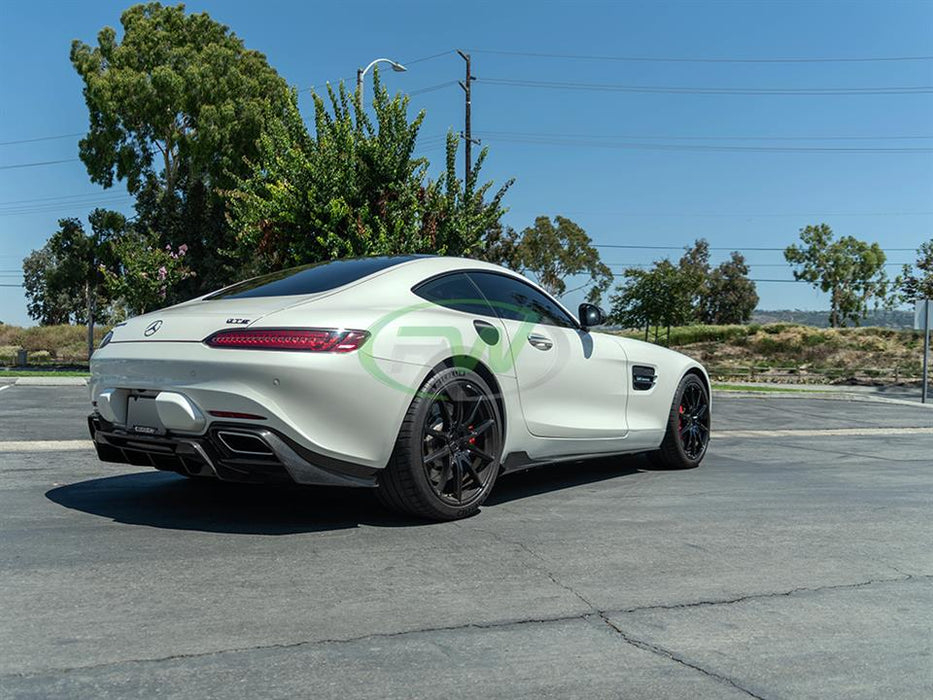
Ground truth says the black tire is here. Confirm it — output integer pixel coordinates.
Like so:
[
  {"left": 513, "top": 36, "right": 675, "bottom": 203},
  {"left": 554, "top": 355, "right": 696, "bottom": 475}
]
[
  {"left": 377, "top": 366, "right": 503, "bottom": 521},
  {"left": 647, "top": 373, "right": 710, "bottom": 470}
]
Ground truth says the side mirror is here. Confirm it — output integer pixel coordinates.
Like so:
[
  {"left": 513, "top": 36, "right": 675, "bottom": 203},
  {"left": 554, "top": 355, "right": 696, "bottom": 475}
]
[{"left": 578, "top": 303, "right": 606, "bottom": 331}]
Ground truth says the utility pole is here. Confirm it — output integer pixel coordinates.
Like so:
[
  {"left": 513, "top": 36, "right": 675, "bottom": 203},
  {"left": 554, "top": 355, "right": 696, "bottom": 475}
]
[
  {"left": 923, "top": 299, "right": 930, "bottom": 404},
  {"left": 457, "top": 50, "right": 479, "bottom": 189}
]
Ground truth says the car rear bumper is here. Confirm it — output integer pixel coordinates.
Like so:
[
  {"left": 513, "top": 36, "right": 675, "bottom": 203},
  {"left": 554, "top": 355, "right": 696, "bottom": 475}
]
[
  {"left": 88, "top": 413, "right": 378, "bottom": 488},
  {"left": 90, "top": 341, "right": 429, "bottom": 470}
]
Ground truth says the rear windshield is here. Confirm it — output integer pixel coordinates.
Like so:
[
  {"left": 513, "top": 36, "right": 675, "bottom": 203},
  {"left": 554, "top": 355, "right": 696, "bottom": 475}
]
[{"left": 206, "top": 256, "right": 422, "bottom": 300}]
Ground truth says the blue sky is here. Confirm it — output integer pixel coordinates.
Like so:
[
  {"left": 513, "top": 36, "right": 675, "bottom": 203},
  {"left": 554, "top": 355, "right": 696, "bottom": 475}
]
[{"left": 1, "top": 0, "right": 931, "bottom": 325}]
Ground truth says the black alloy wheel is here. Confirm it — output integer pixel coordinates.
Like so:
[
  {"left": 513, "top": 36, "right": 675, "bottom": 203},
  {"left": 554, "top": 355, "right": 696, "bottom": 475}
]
[
  {"left": 378, "top": 367, "right": 503, "bottom": 520},
  {"left": 677, "top": 381, "right": 710, "bottom": 460},
  {"left": 421, "top": 379, "right": 499, "bottom": 506},
  {"left": 648, "top": 373, "right": 710, "bottom": 470}
]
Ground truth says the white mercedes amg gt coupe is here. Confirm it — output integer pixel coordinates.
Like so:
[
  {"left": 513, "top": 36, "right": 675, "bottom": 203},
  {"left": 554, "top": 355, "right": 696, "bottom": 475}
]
[{"left": 89, "top": 255, "right": 711, "bottom": 520}]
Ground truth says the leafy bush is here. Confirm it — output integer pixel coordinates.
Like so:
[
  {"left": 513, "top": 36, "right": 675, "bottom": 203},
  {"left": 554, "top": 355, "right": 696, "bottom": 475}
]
[
  {"left": 0, "top": 345, "right": 19, "bottom": 364},
  {"left": 761, "top": 323, "right": 796, "bottom": 335},
  {"left": 616, "top": 324, "right": 754, "bottom": 345},
  {"left": 666, "top": 325, "right": 753, "bottom": 345}
]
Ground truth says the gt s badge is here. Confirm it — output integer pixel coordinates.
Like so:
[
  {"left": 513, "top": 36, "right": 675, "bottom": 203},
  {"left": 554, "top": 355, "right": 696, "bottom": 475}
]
[{"left": 226, "top": 318, "right": 251, "bottom": 325}]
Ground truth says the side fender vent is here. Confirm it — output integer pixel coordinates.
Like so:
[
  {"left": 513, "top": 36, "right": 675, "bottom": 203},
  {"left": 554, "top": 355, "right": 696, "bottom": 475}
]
[{"left": 632, "top": 365, "right": 657, "bottom": 391}]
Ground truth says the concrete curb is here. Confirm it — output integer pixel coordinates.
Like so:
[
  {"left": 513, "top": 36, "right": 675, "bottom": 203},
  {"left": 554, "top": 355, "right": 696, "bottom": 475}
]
[
  {"left": 13, "top": 377, "right": 88, "bottom": 387},
  {"left": 713, "top": 388, "right": 933, "bottom": 409},
  {"left": 0, "top": 440, "right": 93, "bottom": 452}
]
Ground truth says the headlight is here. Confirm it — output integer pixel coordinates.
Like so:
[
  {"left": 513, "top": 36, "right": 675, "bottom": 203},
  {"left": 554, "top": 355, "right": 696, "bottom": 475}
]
[{"left": 98, "top": 331, "right": 114, "bottom": 349}]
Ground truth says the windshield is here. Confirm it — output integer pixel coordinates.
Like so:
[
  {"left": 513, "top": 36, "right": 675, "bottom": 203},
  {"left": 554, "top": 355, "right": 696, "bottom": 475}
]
[{"left": 205, "top": 256, "right": 423, "bottom": 300}]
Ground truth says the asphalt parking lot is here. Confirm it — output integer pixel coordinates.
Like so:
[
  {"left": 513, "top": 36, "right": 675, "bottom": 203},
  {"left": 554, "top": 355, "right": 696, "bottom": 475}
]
[{"left": 0, "top": 382, "right": 930, "bottom": 699}]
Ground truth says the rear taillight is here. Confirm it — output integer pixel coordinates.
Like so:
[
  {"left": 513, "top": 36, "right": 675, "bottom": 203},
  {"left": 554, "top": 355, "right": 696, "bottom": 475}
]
[
  {"left": 204, "top": 328, "right": 369, "bottom": 352},
  {"left": 208, "top": 411, "right": 267, "bottom": 420}
]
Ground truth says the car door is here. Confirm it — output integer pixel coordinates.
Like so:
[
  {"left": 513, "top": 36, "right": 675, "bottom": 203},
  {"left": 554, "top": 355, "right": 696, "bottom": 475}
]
[{"left": 467, "top": 271, "right": 627, "bottom": 439}]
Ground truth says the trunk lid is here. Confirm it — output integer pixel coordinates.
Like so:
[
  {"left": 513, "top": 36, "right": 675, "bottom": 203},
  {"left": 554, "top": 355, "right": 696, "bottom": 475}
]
[{"left": 110, "top": 296, "right": 318, "bottom": 343}]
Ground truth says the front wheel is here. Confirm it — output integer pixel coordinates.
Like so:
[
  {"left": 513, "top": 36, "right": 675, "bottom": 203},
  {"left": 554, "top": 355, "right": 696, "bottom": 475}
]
[
  {"left": 647, "top": 373, "right": 710, "bottom": 470},
  {"left": 377, "top": 367, "right": 503, "bottom": 521}
]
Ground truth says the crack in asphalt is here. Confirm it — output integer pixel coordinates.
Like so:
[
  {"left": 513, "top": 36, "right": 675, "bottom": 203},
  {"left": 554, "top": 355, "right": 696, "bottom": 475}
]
[
  {"left": 597, "top": 613, "right": 766, "bottom": 699},
  {"left": 462, "top": 523, "right": 800, "bottom": 698},
  {"left": 612, "top": 574, "right": 931, "bottom": 614},
  {"left": 3, "top": 573, "right": 927, "bottom": 682},
  {"left": 453, "top": 522, "right": 598, "bottom": 609}
]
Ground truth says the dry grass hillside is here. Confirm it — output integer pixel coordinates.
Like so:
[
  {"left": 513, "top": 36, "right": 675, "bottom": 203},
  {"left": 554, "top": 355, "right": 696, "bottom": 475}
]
[
  {"left": 0, "top": 324, "right": 109, "bottom": 366},
  {"left": 616, "top": 323, "right": 928, "bottom": 384}
]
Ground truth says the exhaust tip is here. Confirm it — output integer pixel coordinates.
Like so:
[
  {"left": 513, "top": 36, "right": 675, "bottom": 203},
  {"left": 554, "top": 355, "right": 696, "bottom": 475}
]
[{"left": 216, "top": 431, "right": 275, "bottom": 457}]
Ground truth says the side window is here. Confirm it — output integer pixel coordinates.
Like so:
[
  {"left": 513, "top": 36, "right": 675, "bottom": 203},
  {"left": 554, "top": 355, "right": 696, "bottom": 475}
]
[
  {"left": 467, "top": 272, "right": 577, "bottom": 328},
  {"left": 413, "top": 273, "right": 495, "bottom": 317}
]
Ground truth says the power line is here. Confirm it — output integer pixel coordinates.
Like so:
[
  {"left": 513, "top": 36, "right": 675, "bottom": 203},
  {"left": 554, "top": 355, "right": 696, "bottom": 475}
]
[
  {"left": 557, "top": 210, "right": 933, "bottom": 218},
  {"left": 595, "top": 244, "right": 921, "bottom": 251},
  {"left": 0, "top": 158, "right": 81, "bottom": 171},
  {"left": 478, "top": 77, "right": 933, "bottom": 96},
  {"left": 0, "top": 191, "right": 125, "bottom": 207},
  {"left": 605, "top": 272, "right": 882, "bottom": 284},
  {"left": 408, "top": 80, "right": 459, "bottom": 97},
  {"left": 0, "top": 194, "right": 131, "bottom": 209},
  {"left": 0, "top": 132, "right": 84, "bottom": 147},
  {"left": 467, "top": 48, "right": 933, "bottom": 64},
  {"left": 0, "top": 195, "right": 133, "bottom": 217},
  {"left": 403, "top": 49, "right": 455, "bottom": 66},
  {"left": 607, "top": 262, "right": 912, "bottom": 268},
  {"left": 478, "top": 133, "right": 933, "bottom": 153},
  {"left": 480, "top": 129, "right": 933, "bottom": 142}
]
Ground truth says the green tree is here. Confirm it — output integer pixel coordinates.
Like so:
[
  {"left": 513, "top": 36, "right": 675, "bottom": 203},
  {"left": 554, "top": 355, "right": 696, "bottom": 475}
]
[
  {"left": 425, "top": 132, "right": 514, "bottom": 261},
  {"left": 610, "top": 259, "right": 694, "bottom": 341},
  {"left": 22, "top": 210, "right": 125, "bottom": 354},
  {"left": 70, "top": 2, "right": 291, "bottom": 294},
  {"left": 784, "top": 224, "right": 888, "bottom": 327},
  {"left": 678, "top": 239, "right": 711, "bottom": 313},
  {"left": 479, "top": 222, "right": 522, "bottom": 269},
  {"left": 894, "top": 240, "right": 933, "bottom": 303},
  {"left": 102, "top": 237, "right": 194, "bottom": 315},
  {"left": 698, "top": 252, "right": 759, "bottom": 324},
  {"left": 498, "top": 216, "right": 612, "bottom": 304},
  {"left": 227, "top": 75, "right": 512, "bottom": 273},
  {"left": 23, "top": 247, "right": 82, "bottom": 327}
]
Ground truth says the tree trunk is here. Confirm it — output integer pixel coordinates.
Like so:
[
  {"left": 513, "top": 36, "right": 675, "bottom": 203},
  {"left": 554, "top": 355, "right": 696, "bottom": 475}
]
[{"left": 86, "top": 281, "right": 95, "bottom": 362}]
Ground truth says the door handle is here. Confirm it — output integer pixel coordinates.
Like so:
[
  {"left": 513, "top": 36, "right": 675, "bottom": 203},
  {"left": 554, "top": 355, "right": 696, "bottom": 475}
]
[{"left": 527, "top": 333, "right": 553, "bottom": 351}]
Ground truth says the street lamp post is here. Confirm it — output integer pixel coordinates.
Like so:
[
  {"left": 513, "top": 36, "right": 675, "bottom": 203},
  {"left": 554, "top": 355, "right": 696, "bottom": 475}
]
[{"left": 356, "top": 58, "right": 407, "bottom": 106}]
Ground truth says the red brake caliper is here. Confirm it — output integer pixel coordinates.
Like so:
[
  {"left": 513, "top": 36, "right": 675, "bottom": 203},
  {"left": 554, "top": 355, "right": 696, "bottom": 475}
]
[
  {"left": 679, "top": 405, "right": 684, "bottom": 431},
  {"left": 468, "top": 425, "right": 476, "bottom": 445}
]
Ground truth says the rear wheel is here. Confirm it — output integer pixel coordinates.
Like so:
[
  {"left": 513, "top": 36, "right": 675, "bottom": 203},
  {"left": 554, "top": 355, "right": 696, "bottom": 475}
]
[
  {"left": 378, "top": 367, "right": 503, "bottom": 521},
  {"left": 647, "top": 373, "right": 710, "bottom": 470}
]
